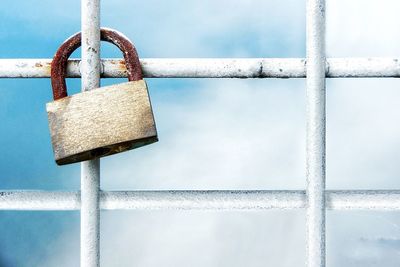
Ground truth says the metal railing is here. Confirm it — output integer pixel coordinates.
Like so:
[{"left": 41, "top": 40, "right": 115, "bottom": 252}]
[
  {"left": 0, "top": 0, "right": 395, "bottom": 266},
  {"left": 1, "top": 58, "right": 400, "bottom": 78}
]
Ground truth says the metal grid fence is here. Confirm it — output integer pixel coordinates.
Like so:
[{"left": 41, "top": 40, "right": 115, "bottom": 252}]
[{"left": 0, "top": 0, "right": 396, "bottom": 266}]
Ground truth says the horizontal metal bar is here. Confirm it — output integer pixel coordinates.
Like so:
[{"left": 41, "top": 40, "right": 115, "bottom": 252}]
[
  {"left": 102, "top": 190, "right": 305, "bottom": 210},
  {"left": 0, "top": 58, "right": 400, "bottom": 78},
  {"left": 1, "top": 190, "right": 400, "bottom": 211},
  {"left": 0, "top": 191, "right": 80, "bottom": 210}
]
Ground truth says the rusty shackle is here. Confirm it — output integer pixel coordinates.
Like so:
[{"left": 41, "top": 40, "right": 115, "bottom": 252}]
[{"left": 51, "top": 28, "right": 143, "bottom": 100}]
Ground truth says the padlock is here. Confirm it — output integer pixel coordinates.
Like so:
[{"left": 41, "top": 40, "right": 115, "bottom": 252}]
[{"left": 47, "top": 28, "right": 158, "bottom": 165}]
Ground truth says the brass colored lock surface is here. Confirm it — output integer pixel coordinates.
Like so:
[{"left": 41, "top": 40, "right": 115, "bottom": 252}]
[{"left": 47, "top": 28, "right": 158, "bottom": 165}]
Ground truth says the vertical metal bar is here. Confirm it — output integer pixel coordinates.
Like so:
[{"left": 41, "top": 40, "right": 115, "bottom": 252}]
[
  {"left": 306, "top": 0, "right": 326, "bottom": 266},
  {"left": 81, "top": 0, "right": 101, "bottom": 266}
]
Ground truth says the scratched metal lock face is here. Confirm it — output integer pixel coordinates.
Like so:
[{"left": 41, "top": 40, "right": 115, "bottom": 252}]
[{"left": 47, "top": 28, "right": 158, "bottom": 165}]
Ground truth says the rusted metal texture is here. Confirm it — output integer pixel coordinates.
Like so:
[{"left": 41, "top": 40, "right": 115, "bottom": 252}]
[
  {"left": 51, "top": 28, "right": 143, "bottom": 100},
  {"left": 47, "top": 27, "right": 157, "bottom": 165}
]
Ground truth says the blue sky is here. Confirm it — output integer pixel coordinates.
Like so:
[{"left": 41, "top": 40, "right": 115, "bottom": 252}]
[{"left": 1, "top": 0, "right": 400, "bottom": 266}]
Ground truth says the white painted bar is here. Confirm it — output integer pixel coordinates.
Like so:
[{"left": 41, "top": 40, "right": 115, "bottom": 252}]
[
  {"left": 0, "top": 191, "right": 80, "bottom": 210},
  {"left": 328, "top": 190, "right": 400, "bottom": 210},
  {"left": 1, "top": 190, "right": 400, "bottom": 210},
  {"left": 81, "top": 0, "right": 101, "bottom": 266},
  {"left": 0, "top": 58, "right": 400, "bottom": 78},
  {"left": 101, "top": 190, "right": 305, "bottom": 210},
  {"left": 306, "top": 0, "right": 326, "bottom": 266}
]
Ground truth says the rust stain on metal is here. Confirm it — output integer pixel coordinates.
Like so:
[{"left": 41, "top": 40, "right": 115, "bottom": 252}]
[
  {"left": 117, "top": 60, "right": 128, "bottom": 72},
  {"left": 45, "top": 63, "right": 51, "bottom": 75},
  {"left": 47, "top": 28, "right": 157, "bottom": 165},
  {"left": 51, "top": 28, "right": 143, "bottom": 100}
]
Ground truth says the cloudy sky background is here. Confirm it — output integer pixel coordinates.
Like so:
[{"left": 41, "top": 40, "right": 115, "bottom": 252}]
[{"left": 1, "top": 0, "right": 400, "bottom": 266}]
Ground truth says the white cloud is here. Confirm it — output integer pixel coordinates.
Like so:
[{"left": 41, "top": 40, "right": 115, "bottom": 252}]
[
  {"left": 327, "top": 212, "right": 400, "bottom": 267},
  {"left": 99, "top": 211, "right": 304, "bottom": 267},
  {"left": 101, "top": 79, "right": 306, "bottom": 191},
  {"left": 327, "top": 79, "right": 400, "bottom": 190},
  {"left": 102, "top": 0, "right": 305, "bottom": 57},
  {"left": 327, "top": 0, "right": 400, "bottom": 57}
]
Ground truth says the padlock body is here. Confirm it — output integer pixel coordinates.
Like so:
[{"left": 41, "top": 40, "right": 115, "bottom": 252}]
[{"left": 46, "top": 80, "right": 157, "bottom": 165}]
